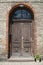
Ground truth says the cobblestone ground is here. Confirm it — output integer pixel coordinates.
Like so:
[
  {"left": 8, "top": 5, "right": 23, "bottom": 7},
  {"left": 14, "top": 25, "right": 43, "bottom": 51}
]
[{"left": 0, "top": 61, "right": 43, "bottom": 65}]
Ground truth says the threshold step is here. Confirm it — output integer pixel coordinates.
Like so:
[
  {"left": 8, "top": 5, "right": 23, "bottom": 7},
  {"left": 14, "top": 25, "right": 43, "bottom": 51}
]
[{"left": 8, "top": 57, "right": 34, "bottom": 62}]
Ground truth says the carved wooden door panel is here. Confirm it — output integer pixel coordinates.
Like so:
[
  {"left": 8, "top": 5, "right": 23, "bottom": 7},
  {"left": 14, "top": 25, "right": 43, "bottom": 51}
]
[
  {"left": 21, "top": 22, "right": 33, "bottom": 57},
  {"left": 10, "top": 21, "right": 34, "bottom": 57},
  {"left": 11, "top": 23, "right": 21, "bottom": 56}
]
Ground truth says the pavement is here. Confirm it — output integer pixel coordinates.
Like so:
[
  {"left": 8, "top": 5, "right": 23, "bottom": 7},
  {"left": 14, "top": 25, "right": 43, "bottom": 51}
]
[{"left": 0, "top": 61, "right": 43, "bottom": 65}]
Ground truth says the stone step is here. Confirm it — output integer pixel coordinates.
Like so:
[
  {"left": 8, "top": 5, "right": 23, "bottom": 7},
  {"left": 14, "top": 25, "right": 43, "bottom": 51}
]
[{"left": 8, "top": 56, "right": 34, "bottom": 62}]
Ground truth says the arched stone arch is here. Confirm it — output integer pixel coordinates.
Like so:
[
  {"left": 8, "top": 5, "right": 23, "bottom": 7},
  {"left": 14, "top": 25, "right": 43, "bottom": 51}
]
[{"left": 6, "top": 3, "right": 37, "bottom": 59}]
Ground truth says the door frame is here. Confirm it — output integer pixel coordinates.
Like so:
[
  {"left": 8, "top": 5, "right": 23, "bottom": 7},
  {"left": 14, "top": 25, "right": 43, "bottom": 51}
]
[{"left": 6, "top": 3, "right": 37, "bottom": 58}]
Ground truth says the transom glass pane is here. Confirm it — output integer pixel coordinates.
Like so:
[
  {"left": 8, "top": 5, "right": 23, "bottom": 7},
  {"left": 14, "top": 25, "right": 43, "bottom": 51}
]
[
  {"left": 13, "top": 9, "right": 33, "bottom": 19},
  {"left": 11, "top": 8, "right": 34, "bottom": 20}
]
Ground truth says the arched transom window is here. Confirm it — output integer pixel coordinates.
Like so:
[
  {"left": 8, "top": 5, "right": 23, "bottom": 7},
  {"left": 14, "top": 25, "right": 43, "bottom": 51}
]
[{"left": 10, "top": 5, "right": 34, "bottom": 21}]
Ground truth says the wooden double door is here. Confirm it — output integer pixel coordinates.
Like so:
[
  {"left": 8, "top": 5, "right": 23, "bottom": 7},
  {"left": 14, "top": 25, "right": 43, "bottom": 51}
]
[{"left": 9, "top": 21, "right": 34, "bottom": 57}]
